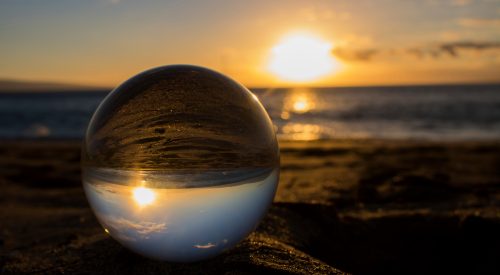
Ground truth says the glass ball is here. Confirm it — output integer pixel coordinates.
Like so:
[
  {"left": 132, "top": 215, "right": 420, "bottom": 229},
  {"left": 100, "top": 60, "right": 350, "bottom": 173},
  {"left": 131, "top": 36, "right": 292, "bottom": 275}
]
[{"left": 82, "top": 65, "right": 279, "bottom": 262}]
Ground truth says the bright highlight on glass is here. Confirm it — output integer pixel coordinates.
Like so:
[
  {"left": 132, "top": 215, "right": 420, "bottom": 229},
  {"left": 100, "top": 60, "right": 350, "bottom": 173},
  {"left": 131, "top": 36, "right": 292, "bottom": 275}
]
[
  {"left": 268, "top": 33, "right": 339, "bottom": 82},
  {"left": 132, "top": 187, "right": 156, "bottom": 207},
  {"left": 82, "top": 65, "right": 279, "bottom": 262}
]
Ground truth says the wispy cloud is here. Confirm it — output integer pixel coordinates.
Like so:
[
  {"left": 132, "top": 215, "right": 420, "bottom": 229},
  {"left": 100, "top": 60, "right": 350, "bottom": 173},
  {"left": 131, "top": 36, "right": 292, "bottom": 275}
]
[
  {"left": 331, "top": 48, "right": 379, "bottom": 62},
  {"left": 406, "top": 41, "right": 500, "bottom": 59},
  {"left": 113, "top": 218, "right": 166, "bottom": 236},
  {"left": 438, "top": 41, "right": 500, "bottom": 56},
  {"left": 333, "top": 41, "right": 500, "bottom": 62},
  {"left": 102, "top": 215, "right": 167, "bottom": 242},
  {"left": 193, "top": 242, "right": 217, "bottom": 249}
]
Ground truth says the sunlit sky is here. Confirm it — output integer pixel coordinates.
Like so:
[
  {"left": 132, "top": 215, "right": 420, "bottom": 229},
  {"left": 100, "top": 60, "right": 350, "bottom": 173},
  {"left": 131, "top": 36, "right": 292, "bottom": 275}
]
[{"left": 1, "top": 0, "right": 499, "bottom": 87}]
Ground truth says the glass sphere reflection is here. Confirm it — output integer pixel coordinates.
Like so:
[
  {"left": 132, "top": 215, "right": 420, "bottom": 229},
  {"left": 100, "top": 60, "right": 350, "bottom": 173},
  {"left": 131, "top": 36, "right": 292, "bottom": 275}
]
[{"left": 82, "top": 65, "right": 279, "bottom": 262}]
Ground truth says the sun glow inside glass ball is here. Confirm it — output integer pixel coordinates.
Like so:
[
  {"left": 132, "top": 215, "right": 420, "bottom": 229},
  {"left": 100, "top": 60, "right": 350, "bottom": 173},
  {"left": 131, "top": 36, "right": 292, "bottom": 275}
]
[{"left": 82, "top": 65, "right": 280, "bottom": 262}]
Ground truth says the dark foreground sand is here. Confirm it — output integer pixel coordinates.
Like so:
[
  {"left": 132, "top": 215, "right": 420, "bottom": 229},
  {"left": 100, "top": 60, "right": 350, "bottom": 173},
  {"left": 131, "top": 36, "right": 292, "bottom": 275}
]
[{"left": 1, "top": 140, "right": 499, "bottom": 274}]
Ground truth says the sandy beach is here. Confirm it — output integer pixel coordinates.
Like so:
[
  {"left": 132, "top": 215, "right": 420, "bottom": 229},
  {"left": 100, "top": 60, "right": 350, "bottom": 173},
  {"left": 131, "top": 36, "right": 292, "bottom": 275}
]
[{"left": 1, "top": 139, "right": 499, "bottom": 274}]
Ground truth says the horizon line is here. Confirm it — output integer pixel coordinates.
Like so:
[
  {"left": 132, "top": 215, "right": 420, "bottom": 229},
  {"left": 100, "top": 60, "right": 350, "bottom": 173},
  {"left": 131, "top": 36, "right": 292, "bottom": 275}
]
[{"left": 1, "top": 77, "right": 500, "bottom": 92}]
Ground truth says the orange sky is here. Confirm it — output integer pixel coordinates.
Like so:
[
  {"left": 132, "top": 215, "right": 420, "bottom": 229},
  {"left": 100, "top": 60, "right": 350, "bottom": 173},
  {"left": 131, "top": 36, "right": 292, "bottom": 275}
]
[{"left": 1, "top": 0, "right": 499, "bottom": 88}]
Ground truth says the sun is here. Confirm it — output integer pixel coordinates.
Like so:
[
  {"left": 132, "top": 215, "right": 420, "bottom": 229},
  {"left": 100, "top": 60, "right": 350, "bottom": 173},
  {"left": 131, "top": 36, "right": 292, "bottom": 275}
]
[{"left": 268, "top": 33, "right": 339, "bottom": 82}]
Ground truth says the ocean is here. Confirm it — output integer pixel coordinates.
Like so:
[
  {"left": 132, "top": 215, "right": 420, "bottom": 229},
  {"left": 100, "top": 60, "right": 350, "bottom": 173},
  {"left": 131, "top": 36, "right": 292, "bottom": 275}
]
[{"left": 1, "top": 84, "right": 499, "bottom": 141}]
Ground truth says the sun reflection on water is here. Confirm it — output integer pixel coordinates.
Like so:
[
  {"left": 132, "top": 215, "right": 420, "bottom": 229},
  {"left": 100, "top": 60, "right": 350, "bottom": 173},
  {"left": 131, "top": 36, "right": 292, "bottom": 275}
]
[
  {"left": 280, "top": 89, "right": 323, "bottom": 140},
  {"left": 284, "top": 89, "right": 317, "bottom": 115},
  {"left": 282, "top": 123, "right": 321, "bottom": 141}
]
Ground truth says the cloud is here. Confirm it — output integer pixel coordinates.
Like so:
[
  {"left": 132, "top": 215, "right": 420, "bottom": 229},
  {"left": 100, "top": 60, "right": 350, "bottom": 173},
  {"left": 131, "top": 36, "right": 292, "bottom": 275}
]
[
  {"left": 332, "top": 41, "right": 500, "bottom": 62},
  {"left": 331, "top": 48, "right": 379, "bottom": 61},
  {"left": 438, "top": 41, "right": 500, "bottom": 57},
  {"left": 102, "top": 216, "right": 167, "bottom": 241},
  {"left": 458, "top": 18, "right": 500, "bottom": 27},
  {"left": 113, "top": 218, "right": 166, "bottom": 236},
  {"left": 193, "top": 242, "right": 217, "bottom": 249}
]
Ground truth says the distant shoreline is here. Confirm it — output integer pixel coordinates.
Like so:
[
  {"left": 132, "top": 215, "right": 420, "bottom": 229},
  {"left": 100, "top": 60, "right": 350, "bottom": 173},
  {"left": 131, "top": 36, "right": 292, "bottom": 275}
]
[
  {"left": 0, "top": 79, "right": 110, "bottom": 92},
  {"left": 1, "top": 79, "right": 500, "bottom": 93}
]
